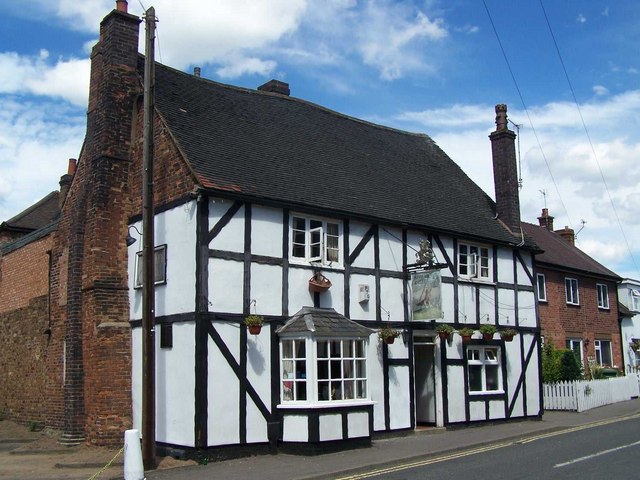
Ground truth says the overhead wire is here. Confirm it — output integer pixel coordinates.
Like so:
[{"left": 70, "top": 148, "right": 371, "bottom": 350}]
[
  {"left": 481, "top": 0, "right": 574, "bottom": 230},
  {"left": 538, "top": 0, "right": 639, "bottom": 277}
]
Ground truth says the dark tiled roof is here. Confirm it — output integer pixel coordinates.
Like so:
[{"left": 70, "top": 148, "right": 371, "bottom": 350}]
[
  {"left": 152, "top": 61, "right": 528, "bottom": 246},
  {"left": 521, "top": 222, "right": 619, "bottom": 279},
  {"left": 0, "top": 191, "right": 59, "bottom": 232},
  {"left": 277, "top": 307, "right": 374, "bottom": 337},
  {"left": 1, "top": 221, "right": 57, "bottom": 255}
]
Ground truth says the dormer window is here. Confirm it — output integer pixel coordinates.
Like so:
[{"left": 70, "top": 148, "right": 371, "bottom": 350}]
[
  {"left": 290, "top": 215, "right": 341, "bottom": 266},
  {"left": 458, "top": 243, "right": 490, "bottom": 280},
  {"left": 631, "top": 289, "right": 640, "bottom": 312}
]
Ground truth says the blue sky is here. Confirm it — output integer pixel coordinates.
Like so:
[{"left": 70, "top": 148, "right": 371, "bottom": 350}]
[{"left": 1, "top": 0, "right": 639, "bottom": 280}]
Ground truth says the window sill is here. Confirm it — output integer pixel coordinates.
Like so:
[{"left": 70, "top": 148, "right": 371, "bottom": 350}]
[
  {"left": 277, "top": 400, "right": 375, "bottom": 409},
  {"left": 468, "top": 390, "right": 504, "bottom": 395},
  {"left": 289, "top": 258, "right": 344, "bottom": 271},
  {"left": 566, "top": 302, "right": 580, "bottom": 307},
  {"left": 457, "top": 277, "right": 494, "bottom": 285}
]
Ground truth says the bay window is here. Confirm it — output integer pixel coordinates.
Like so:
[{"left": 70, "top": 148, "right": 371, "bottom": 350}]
[{"left": 281, "top": 337, "right": 368, "bottom": 405}]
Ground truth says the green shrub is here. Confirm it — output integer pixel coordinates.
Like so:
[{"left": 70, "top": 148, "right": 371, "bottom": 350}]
[{"left": 542, "top": 343, "right": 583, "bottom": 383}]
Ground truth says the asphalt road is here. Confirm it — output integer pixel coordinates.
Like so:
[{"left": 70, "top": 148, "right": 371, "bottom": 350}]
[{"left": 341, "top": 417, "right": 640, "bottom": 479}]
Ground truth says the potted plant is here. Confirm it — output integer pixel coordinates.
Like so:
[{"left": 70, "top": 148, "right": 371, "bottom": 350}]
[
  {"left": 458, "top": 327, "right": 475, "bottom": 344},
  {"left": 479, "top": 324, "right": 497, "bottom": 341},
  {"left": 378, "top": 327, "right": 400, "bottom": 345},
  {"left": 499, "top": 328, "right": 518, "bottom": 342},
  {"left": 435, "top": 324, "right": 454, "bottom": 341},
  {"left": 244, "top": 315, "right": 264, "bottom": 335}
]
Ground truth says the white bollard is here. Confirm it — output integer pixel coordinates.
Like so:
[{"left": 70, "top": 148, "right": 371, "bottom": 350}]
[{"left": 124, "top": 429, "right": 145, "bottom": 480}]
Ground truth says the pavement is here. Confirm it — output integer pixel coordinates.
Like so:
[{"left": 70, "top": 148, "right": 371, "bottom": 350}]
[{"left": 2, "top": 399, "right": 640, "bottom": 480}]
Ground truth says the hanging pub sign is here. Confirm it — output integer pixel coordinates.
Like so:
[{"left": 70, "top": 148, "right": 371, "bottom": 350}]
[{"left": 411, "top": 270, "right": 442, "bottom": 320}]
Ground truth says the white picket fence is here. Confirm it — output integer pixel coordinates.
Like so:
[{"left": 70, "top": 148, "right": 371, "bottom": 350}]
[{"left": 543, "top": 374, "right": 640, "bottom": 412}]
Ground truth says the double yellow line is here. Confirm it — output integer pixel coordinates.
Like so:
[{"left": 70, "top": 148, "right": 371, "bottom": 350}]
[{"left": 335, "top": 412, "right": 640, "bottom": 480}]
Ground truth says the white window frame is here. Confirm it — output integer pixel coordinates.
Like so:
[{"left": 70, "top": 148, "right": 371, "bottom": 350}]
[
  {"left": 280, "top": 337, "right": 369, "bottom": 406},
  {"left": 565, "top": 277, "right": 579, "bottom": 305},
  {"left": 631, "top": 289, "right": 640, "bottom": 312},
  {"left": 594, "top": 339, "right": 612, "bottom": 367},
  {"left": 458, "top": 243, "right": 491, "bottom": 280},
  {"left": 565, "top": 338, "right": 583, "bottom": 366},
  {"left": 134, "top": 244, "right": 167, "bottom": 289},
  {"left": 596, "top": 283, "right": 609, "bottom": 309},
  {"left": 537, "top": 273, "right": 547, "bottom": 302},
  {"left": 466, "top": 346, "right": 503, "bottom": 394},
  {"left": 290, "top": 215, "right": 341, "bottom": 266}
]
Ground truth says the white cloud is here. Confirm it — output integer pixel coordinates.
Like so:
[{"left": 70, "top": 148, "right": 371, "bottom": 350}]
[
  {"left": 576, "top": 14, "right": 587, "bottom": 24},
  {"left": 0, "top": 99, "right": 84, "bottom": 219},
  {"left": 216, "top": 56, "right": 277, "bottom": 79},
  {"left": 0, "top": 51, "right": 89, "bottom": 106},
  {"left": 593, "top": 85, "right": 609, "bottom": 96}
]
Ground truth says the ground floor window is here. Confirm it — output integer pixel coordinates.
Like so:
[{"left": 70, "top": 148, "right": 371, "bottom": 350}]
[
  {"left": 467, "top": 346, "right": 502, "bottom": 393},
  {"left": 565, "top": 338, "right": 583, "bottom": 366},
  {"left": 594, "top": 339, "right": 612, "bottom": 367},
  {"left": 281, "top": 338, "right": 367, "bottom": 404}
]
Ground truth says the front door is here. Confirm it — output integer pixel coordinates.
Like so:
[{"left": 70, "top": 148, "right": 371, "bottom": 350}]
[{"left": 414, "top": 338, "right": 436, "bottom": 425}]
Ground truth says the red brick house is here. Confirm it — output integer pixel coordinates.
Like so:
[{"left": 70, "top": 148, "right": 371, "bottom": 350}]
[{"left": 522, "top": 209, "right": 622, "bottom": 375}]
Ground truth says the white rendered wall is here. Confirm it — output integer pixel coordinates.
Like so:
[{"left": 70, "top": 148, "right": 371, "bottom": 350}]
[
  {"left": 128, "top": 202, "right": 197, "bottom": 319},
  {"left": 209, "top": 258, "right": 244, "bottom": 313},
  {"left": 156, "top": 322, "right": 196, "bottom": 446},
  {"left": 250, "top": 264, "right": 282, "bottom": 316},
  {"left": 496, "top": 248, "right": 515, "bottom": 284},
  {"left": 388, "top": 365, "right": 411, "bottom": 429},
  {"left": 489, "top": 400, "right": 504, "bottom": 419},
  {"left": 209, "top": 199, "right": 244, "bottom": 253},
  {"left": 524, "top": 335, "right": 541, "bottom": 415},
  {"left": 350, "top": 273, "right": 376, "bottom": 320},
  {"left": 379, "top": 277, "right": 405, "bottom": 322},
  {"left": 446, "top": 365, "right": 465, "bottom": 423},
  {"left": 518, "top": 291, "right": 536, "bottom": 328},
  {"left": 246, "top": 325, "right": 272, "bottom": 443},
  {"left": 208, "top": 323, "right": 240, "bottom": 446},
  {"left": 505, "top": 338, "right": 524, "bottom": 418},
  {"left": 251, "top": 205, "right": 283, "bottom": 258},
  {"left": 348, "top": 412, "right": 369, "bottom": 438},
  {"left": 379, "top": 226, "right": 403, "bottom": 272},
  {"left": 283, "top": 415, "right": 308, "bottom": 442},
  {"left": 369, "top": 337, "right": 385, "bottom": 431},
  {"left": 131, "top": 323, "right": 196, "bottom": 447},
  {"left": 319, "top": 414, "right": 342, "bottom": 441},
  {"left": 350, "top": 221, "right": 375, "bottom": 269}
]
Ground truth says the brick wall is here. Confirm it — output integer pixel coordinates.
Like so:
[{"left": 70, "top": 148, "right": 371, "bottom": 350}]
[
  {"left": 0, "top": 235, "right": 51, "bottom": 314},
  {"left": 0, "top": 233, "right": 52, "bottom": 424},
  {"left": 538, "top": 267, "right": 622, "bottom": 371}
]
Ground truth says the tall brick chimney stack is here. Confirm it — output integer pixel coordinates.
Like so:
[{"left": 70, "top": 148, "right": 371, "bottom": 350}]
[
  {"left": 555, "top": 226, "right": 575, "bottom": 245},
  {"left": 490, "top": 104, "right": 521, "bottom": 234},
  {"left": 537, "top": 208, "right": 554, "bottom": 231},
  {"left": 52, "top": 1, "right": 141, "bottom": 446},
  {"left": 58, "top": 159, "right": 77, "bottom": 209}
]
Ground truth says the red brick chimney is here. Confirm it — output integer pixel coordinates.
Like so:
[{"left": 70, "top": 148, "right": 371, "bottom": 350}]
[
  {"left": 257, "top": 79, "right": 290, "bottom": 96},
  {"left": 537, "top": 208, "right": 554, "bottom": 231},
  {"left": 50, "top": 1, "right": 141, "bottom": 446},
  {"left": 555, "top": 226, "right": 575, "bottom": 245},
  {"left": 490, "top": 104, "right": 521, "bottom": 233},
  {"left": 58, "top": 159, "right": 76, "bottom": 209}
]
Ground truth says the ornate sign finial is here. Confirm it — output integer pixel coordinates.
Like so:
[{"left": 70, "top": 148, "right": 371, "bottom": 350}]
[{"left": 415, "top": 239, "right": 435, "bottom": 266}]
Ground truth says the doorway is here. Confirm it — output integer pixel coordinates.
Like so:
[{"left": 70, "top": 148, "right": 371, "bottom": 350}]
[{"left": 414, "top": 337, "right": 436, "bottom": 425}]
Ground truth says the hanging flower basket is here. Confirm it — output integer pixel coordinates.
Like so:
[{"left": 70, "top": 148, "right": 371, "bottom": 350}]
[
  {"left": 245, "top": 315, "right": 264, "bottom": 335},
  {"left": 436, "top": 324, "right": 454, "bottom": 341},
  {"left": 378, "top": 327, "right": 400, "bottom": 345},
  {"left": 309, "top": 272, "right": 332, "bottom": 293},
  {"left": 479, "top": 324, "right": 497, "bottom": 341},
  {"left": 499, "top": 328, "right": 518, "bottom": 342},
  {"left": 458, "top": 328, "right": 474, "bottom": 344}
]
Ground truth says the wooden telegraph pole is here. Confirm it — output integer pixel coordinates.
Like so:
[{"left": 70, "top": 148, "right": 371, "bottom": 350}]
[{"left": 142, "top": 5, "right": 157, "bottom": 471}]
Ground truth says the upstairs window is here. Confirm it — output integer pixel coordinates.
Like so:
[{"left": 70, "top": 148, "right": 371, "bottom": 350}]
[
  {"left": 565, "top": 277, "right": 579, "bottom": 305},
  {"left": 631, "top": 289, "right": 640, "bottom": 312},
  {"left": 134, "top": 245, "right": 167, "bottom": 289},
  {"left": 537, "top": 273, "right": 547, "bottom": 302},
  {"left": 596, "top": 284, "right": 609, "bottom": 309},
  {"left": 458, "top": 243, "right": 490, "bottom": 280},
  {"left": 291, "top": 216, "right": 341, "bottom": 266}
]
